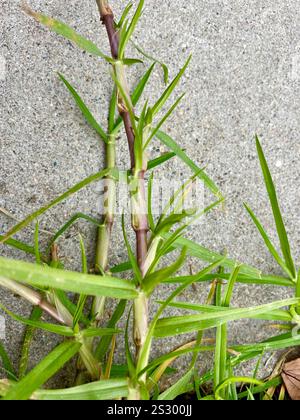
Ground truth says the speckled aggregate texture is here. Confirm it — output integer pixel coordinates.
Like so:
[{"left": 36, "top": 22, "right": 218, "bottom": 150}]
[{"left": 1, "top": 0, "right": 300, "bottom": 386}]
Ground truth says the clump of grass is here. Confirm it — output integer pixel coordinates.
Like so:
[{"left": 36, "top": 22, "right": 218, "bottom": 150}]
[{"left": 0, "top": 0, "right": 299, "bottom": 401}]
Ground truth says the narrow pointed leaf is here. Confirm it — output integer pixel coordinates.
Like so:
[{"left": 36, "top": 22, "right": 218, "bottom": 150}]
[
  {"left": 152, "top": 55, "right": 191, "bottom": 116},
  {"left": 59, "top": 74, "right": 108, "bottom": 143},
  {"left": 95, "top": 300, "right": 127, "bottom": 361},
  {"left": 144, "top": 94, "right": 185, "bottom": 149},
  {"left": 80, "top": 328, "right": 121, "bottom": 338},
  {"left": 143, "top": 248, "right": 187, "bottom": 295},
  {"left": 0, "top": 235, "right": 47, "bottom": 262},
  {"left": 137, "top": 259, "right": 225, "bottom": 373},
  {"left": 0, "top": 303, "right": 74, "bottom": 337},
  {"left": 131, "top": 41, "right": 169, "bottom": 84},
  {"left": 166, "top": 234, "right": 260, "bottom": 277},
  {"left": 119, "top": 0, "right": 145, "bottom": 58},
  {"left": 157, "top": 369, "right": 193, "bottom": 400},
  {"left": 3, "top": 341, "right": 81, "bottom": 400},
  {"left": 155, "top": 130, "right": 223, "bottom": 199},
  {"left": 23, "top": 5, "right": 112, "bottom": 61},
  {"left": 215, "top": 377, "right": 263, "bottom": 400},
  {"left": 122, "top": 58, "right": 144, "bottom": 66},
  {"left": 244, "top": 203, "right": 293, "bottom": 279},
  {"left": 147, "top": 152, "right": 176, "bottom": 170},
  {"left": 154, "top": 297, "right": 299, "bottom": 337},
  {"left": 256, "top": 137, "right": 296, "bottom": 279},
  {"left": 117, "top": 3, "right": 133, "bottom": 28},
  {"left": 47, "top": 212, "right": 101, "bottom": 252},
  {"left": 19, "top": 306, "right": 43, "bottom": 378},
  {"left": 0, "top": 257, "right": 138, "bottom": 300},
  {"left": 33, "top": 378, "right": 129, "bottom": 400},
  {"left": 160, "top": 302, "right": 292, "bottom": 322},
  {"left": 223, "top": 265, "right": 241, "bottom": 307},
  {"left": 0, "top": 169, "right": 111, "bottom": 244},
  {"left": 0, "top": 342, "right": 16, "bottom": 381}
]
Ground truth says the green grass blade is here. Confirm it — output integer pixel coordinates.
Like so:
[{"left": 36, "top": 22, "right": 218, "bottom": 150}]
[
  {"left": 165, "top": 234, "right": 260, "bottom": 277},
  {"left": 155, "top": 130, "right": 223, "bottom": 199},
  {"left": 34, "top": 222, "right": 41, "bottom": 265},
  {"left": 215, "top": 377, "right": 263, "bottom": 400},
  {"left": 157, "top": 369, "right": 193, "bottom": 400},
  {"left": 54, "top": 290, "right": 89, "bottom": 326},
  {"left": 139, "top": 346, "right": 212, "bottom": 379},
  {"left": 0, "top": 235, "right": 46, "bottom": 261},
  {"left": 144, "top": 94, "right": 185, "bottom": 149},
  {"left": 0, "top": 168, "right": 110, "bottom": 244},
  {"left": 256, "top": 136, "right": 296, "bottom": 279},
  {"left": 147, "top": 152, "right": 176, "bottom": 170},
  {"left": 165, "top": 271, "right": 294, "bottom": 288},
  {"left": 189, "top": 332, "right": 295, "bottom": 391},
  {"left": 73, "top": 295, "right": 87, "bottom": 330},
  {"left": 237, "top": 377, "right": 282, "bottom": 400},
  {"left": 117, "top": 3, "right": 133, "bottom": 28},
  {"left": 33, "top": 378, "right": 129, "bottom": 400},
  {"left": 0, "top": 257, "right": 138, "bottom": 300},
  {"left": 143, "top": 248, "right": 187, "bottom": 295},
  {"left": 244, "top": 203, "right": 293, "bottom": 279},
  {"left": 154, "top": 297, "right": 299, "bottom": 337},
  {"left": 0, "top": 303, "right": 74, "bottom": 336},
  {"left": 59, "top": 74, "right": 108, "bottom": 143},
  {"left": 23, "top": 5, "right": 112, "bottom": 62},
  {"left": 214, "top": 323, "right": 227, "bottom": 395},
  {"left": 95, "top": 300, "right": 127, "bottom": 361},
  {"left": 137, "top": 259, "right": 225, "bottom": 374},
  {"left": 152, "top": 55, "right": 191, "bottom": 117},
  {"left": 119, "top": 0, "right": 144, "bottom": 58},
  {"left": 223, "top": 265, "right": 241, "bottom": 307},
  {"left": 232, "top": 333, "right": 300, "bottom": 354},
  {"left": 19, "top": 306, "right": 43, "bottom": 379},
  {"left": 131, "top": 63, "right": 155, "bottom": 106},
  {"left": 214, "top": 279, "right": 226, "bottom": 393},
  {"left": 122, "top": 58, "right": 144, "bottom": 66},
  {"left": 110, "top": 261, "right": 132, "bottom": 273},
  {"left": 72, "top": 236, "right": 88, "bottom": 329},
  {"left": 160, "top": 302, "right": 292, "bottom": 322},
  {"left": 131, "top": 41, "right": 169, "bottom": 84},
  {"left": 0, "top": 341, "right": 17, "bottom": 381},
  {"left": 80, "top": 328, "right": 121, "bottom": 339},
  {"left": 46, "top": 212, "right": 101, "bottom": 252},
  {"left": 3, "top": 341, "right": 81, "bottom": 400},
  {"left": 214, "top": 267, "right": 240, "bottom": 397}
]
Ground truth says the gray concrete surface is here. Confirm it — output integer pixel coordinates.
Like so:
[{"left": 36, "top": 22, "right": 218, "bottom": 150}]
[{"left": 1, "top": 0, "right": 300, "bottom": 387}]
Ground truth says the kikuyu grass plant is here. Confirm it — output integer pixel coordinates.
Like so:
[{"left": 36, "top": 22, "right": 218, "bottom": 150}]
[{"left": 0, "top": 0, "right": 299, "bottom": 401}]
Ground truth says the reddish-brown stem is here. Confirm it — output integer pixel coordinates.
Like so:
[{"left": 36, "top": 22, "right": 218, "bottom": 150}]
[
  {"left": 121, "top": 111, "right": 135, "bottom": 170},
  {"left": 96, "top": 0, "right": 118, "bottom": 59},
  {"left": 96, "top": 2, "right": 150, "bottom": 378},
  {"left": 96, "top": 0, "right": 149, "bottom": 266}
]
